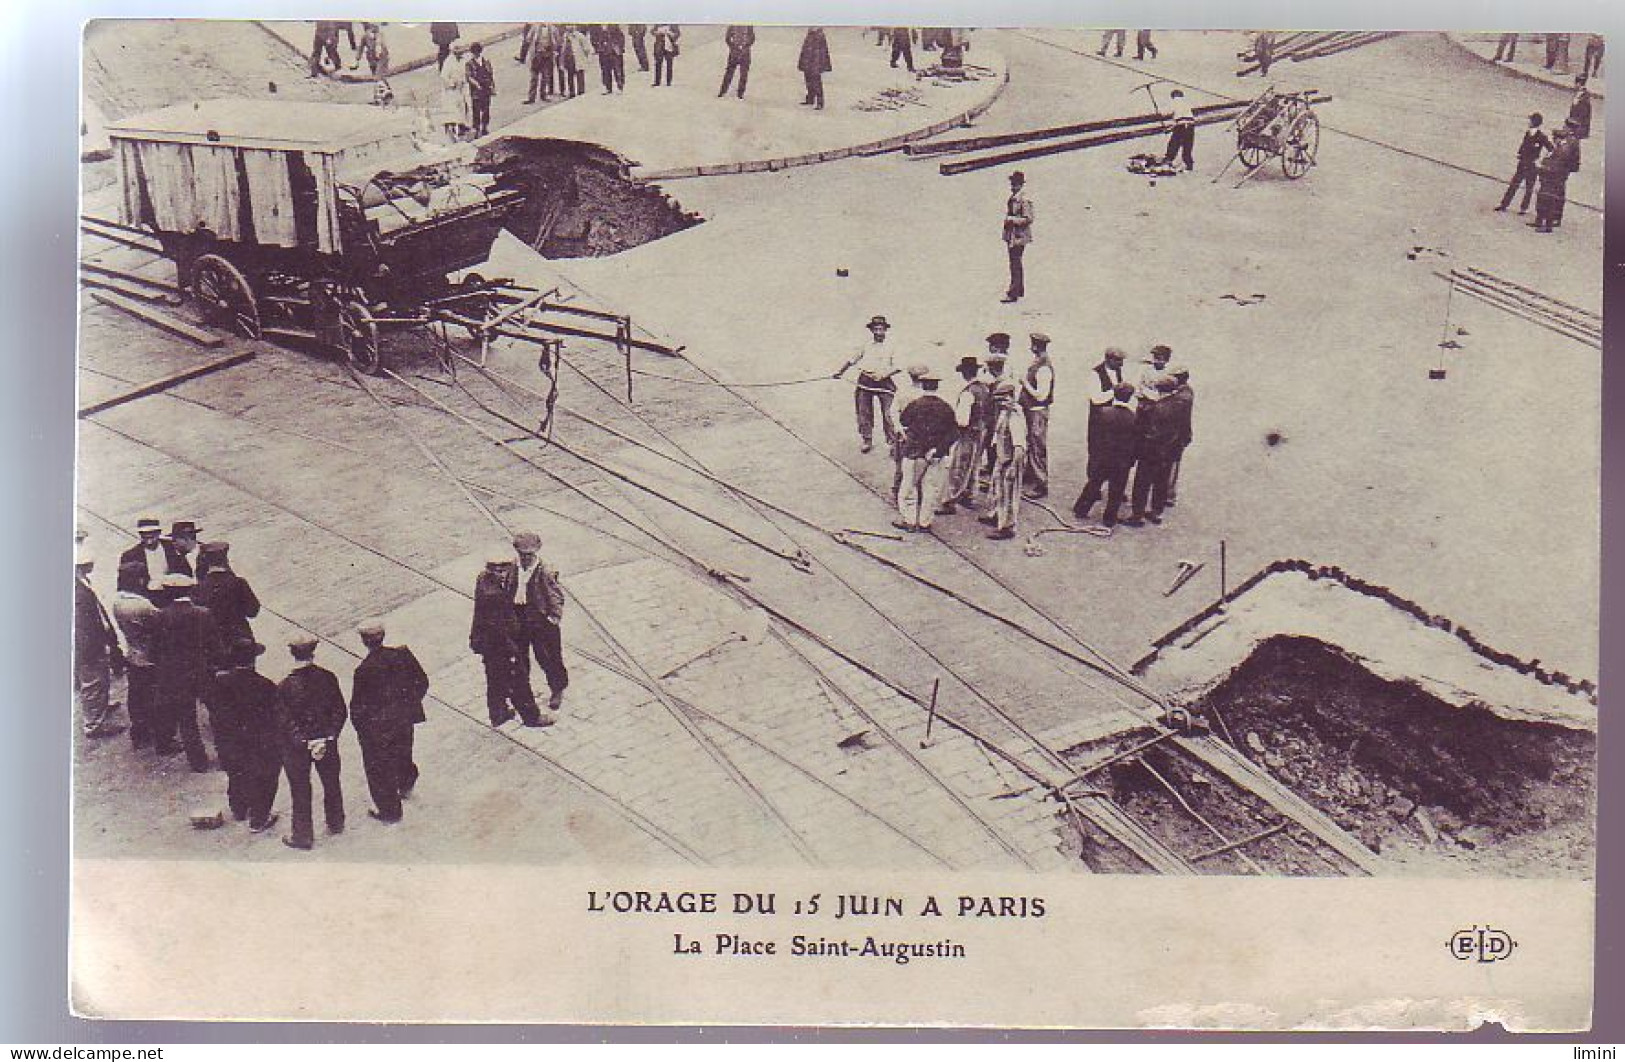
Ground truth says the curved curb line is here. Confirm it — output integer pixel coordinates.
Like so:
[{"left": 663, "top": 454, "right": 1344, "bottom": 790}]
[
  {"left": 1442, "top": 32, "right": 1605, "bottom": 101},
  {"left": 637, "top": 64, "right": 1010, "bottom": 182}
]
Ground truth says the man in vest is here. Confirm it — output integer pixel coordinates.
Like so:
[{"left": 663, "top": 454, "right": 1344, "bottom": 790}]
[
  {"left": 1020, "top": 332, "right": 1056, "bottom": 499},
  {"left": 833, "top": 316, "right": 902, "bottom": 454},
  {"left": 939, "top": 356, "right": 992, "bottom": 513},
  {"left": 979, "top": 334, "right": 1012, "bottom": 487},
  {"left": 978, "top": 380, "right": 1028, "bottom": 540},
  {"left": 893, "top": 365, "right": 959, "bottom": 532},
  {"left": 1002, "top": 172, "right": 1034, "bottom": 303},
  {"left": 1088, "top": 347, "right": 1129, "bottom": 450}
]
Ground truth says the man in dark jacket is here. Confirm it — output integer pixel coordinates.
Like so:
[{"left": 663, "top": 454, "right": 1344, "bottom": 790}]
[
  {"left": 890, "top": 26, "right": 916, "bottom": 71},
  {"left": 1125, "top": 375, "right": 1182, "bottom": 526},
  {"left": 162, "top": 520, "right": 200, "bottom": 578},
  {"left": 195, "top": 542, "right": 260, "bottom": 668},
  {"left": 719, "top": 25, "right": 756, "bottom": 98},
  {"left": 1072, "top": 384, "right": 1140, "bottom": 530},
  {"left": 1087, "top": 347, "right": 1129, "bottom": 451},
  {"left": 203, "top": 639, "right": 281, "bottom": 832},
  {"left": 1161, "top": 368, "right": 1195, "bottom": 510},
  {"left": 512, "top": 531, "right": 569, "bottom": 714},
  {"left": 799, "top": 28, "right": 832, "bottom": 109},
  {"left": 466, "top": 42, "right": 497, "bottom": 137},
  {"left": 276, "top": 635, "right": 348, "bottom": 850},
  {"left": 112, "top": 561, "right": 160, "bottom": 748},
  {"left": 1532, "top": 121, "right": 1581, "bottom": 233},
  {"left": 431, "top": 22, "right": 460, "bottom": 70},
  {"left": 628, "top": 23, "right": 650, "bottom": 71},
  {"left": 349, "top": 619, "right": 431, "bottom": 823},
  {"left": 471, "top": 553, "right": 546, "bottom": 728},
  {"left": 118, "top": 517, "right": 168, "bottom": 599},
  {"left": 592, "top": 24, "right": 626, "bottom": 94},
  {"left": 1495, "top": 112, "right": 1551, "bottom": 214},
  {"left": 151, "top": 573, "right": 214, "bottom": 770},
  {"left": 75, "top": 548, "right": 124, "bottom": 739},
  {"left": 893, "top": 366, "right": 959, "bottom": 531}
]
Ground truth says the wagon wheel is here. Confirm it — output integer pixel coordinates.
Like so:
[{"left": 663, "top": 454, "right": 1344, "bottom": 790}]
[
  {"left": 1281, "top": 111, "right": 1320, "bottom": 179},
  {"left": 337, "top": 300, "right": 383, "bottom": 375},
  {"left": 1238, "top": 139, "right": 1270, "bottom": 169},
  {"left": 191, "top": 253, "right": 261, "bottom": 339}
]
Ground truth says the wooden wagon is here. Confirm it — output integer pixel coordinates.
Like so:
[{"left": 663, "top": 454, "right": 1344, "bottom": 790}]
[
  {"left": 1232, "top": 88, "right": 1320, "bottom": 179},
  {"left": 105, "top": 99, "right": 524, "bottom": 372}
]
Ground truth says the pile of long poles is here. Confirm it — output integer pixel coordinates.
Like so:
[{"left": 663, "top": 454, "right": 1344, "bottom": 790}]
[
  {"left": 1440, "top": 266, "right": 1602, "bottom": 349},
  {"left": 1237, "top": 30, "right": 1399, "bottom": 75},
  {"left": 921, "top": 92, "right": 1329, "bottom": 176}
]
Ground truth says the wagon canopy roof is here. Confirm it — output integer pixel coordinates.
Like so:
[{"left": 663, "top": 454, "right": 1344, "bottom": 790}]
[{"left": 105, "top": 99, "right": 417, "bottom": 154}]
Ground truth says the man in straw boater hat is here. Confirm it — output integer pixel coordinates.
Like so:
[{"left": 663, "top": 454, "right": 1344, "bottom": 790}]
[
  {"left": 118, "top": 517, "right": 168, "bottom": 599},
  {"left": 275, "top": 634, "right": 349, "bottom": 850},
  {"left": 832, "top": 315, "right": 903, "bottom": 454},
  {"left": 893, "top": 364, "right": 959, "bottom": 533},
  {"left": 203, "top": 637, "right": 282, "bottom": 833},
  {"left": 470, "top": 548, "right": 547, "bottom": 728},
  {"left": 74, "top": 545, "right": 125, "bottom": 740},
  {"left": 349, "top": 618, "right": 431, "bottom": 823}
]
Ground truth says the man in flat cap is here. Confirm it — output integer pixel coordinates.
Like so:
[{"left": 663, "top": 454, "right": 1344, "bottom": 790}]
[
  {"left": 151, "top": 573, "right": 214, "bottom": 771},
  {"left": 112, "top": 560, "right": 160, "bottom": 749},
  {"left": 1020, "top": 332, "right": 1056, "bottom": 499},
  {"left": 979, "top": 379, "right": 1028, "bottom": 540},
  {"left": 833, "top": 316, "right": 903, "bottom": 454},
  {"left": 978, "top": 334, "right": 1012, "bottom": 489},
  {"left": 940, "top": 355, "right": 993, "bottom": 513},
  {"left": 276, "top": 635, "right": 348, "bottom": 849},
  {"left": 350, "top": 619, "right": 431, "bottom": 822},
  {"left": 203, "top": 638, "right": 282, "bottom": 832},
  {"left": 512, "top": 530, "right": 569, "bottom": 716},
  {"left": 118, "top": 517, "right": 168, "bottom": 599},
  {"left": 894, "top": 365, "right": 959, "bottom": 532},
  {"left": 74, "top": 547, "right": 125, "bottom": 740},
  {"left": 470, "top": 551, "right": 546, "bottom": 728},
  {"left": 1002, "top": 171, "right": 1034, "bottom": 303},
  {"left": 1073, "top": 383, "right": 1140, "bottom": 531},
  {"left": 195, "top": 542, "right": 261, "bottom": 669}
]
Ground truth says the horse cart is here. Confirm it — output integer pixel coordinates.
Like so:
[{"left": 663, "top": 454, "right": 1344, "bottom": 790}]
[
  {"left": 104, "top": 99, "right": 573, "bottom": 374},
  {"left": 1221, "top": 87, "right": 1321, "bottom": 183}
]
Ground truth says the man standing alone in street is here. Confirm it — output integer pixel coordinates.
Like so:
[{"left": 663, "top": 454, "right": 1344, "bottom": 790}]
[
  {"left": 1002, "top": 171, "right": 1034, "bottom": 303},
  {"left": 719, "top": 25, "right": 756, "bottom": 98},
  {"left": 276, "top": 635, "right": 348, "bottom": 850},
  {"left": 349, "top": 619, "right": 431, "bottom": 823},
  {"left": 1495, "top": 113, "right": 1550, "bottom": 215}
]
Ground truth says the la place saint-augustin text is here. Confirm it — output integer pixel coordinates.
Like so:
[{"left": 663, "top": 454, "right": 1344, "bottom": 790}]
[{"left": 587, "top": 890, "right": 1046, "bottom": 964}]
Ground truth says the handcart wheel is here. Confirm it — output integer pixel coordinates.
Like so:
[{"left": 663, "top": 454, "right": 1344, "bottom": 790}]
[
  {"left": 191, "top": 253, "right": 261, "bottom": 339},
  {"left": 339, "top": 300, "right": 382, "bottom": 375},
  {"left": 1282, "top": 111, "right": 1319, "bottom": 179},
  {"left": 1238, "top": 140, "right": 1269, "bottom": 169}
]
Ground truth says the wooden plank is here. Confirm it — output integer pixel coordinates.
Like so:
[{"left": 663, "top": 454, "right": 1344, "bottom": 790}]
[
  {"left": 80, "top": 221, "right": 163, "bottom": 254},
  {"left": 1174, "top": 734, "right": 1384, "bottom": 875},
  {"left": 87, "top": 290, "right": 224, "bottom": 347},
  {"left": 907, "top": 100, "right": 1248, "bottom": 158},
  {"left": 79, "top": 273, "right": 174, "bottom": 303},
  {"left": 79, "top": 261, "right": 180, "bottom": 293},
  {"left": 78, "top": 350, "right": 256, "bottom": 418}
]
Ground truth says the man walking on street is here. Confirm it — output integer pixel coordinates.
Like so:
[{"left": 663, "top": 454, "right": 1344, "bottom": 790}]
[
  {"left": 833, "top": 316, "right": 902, "bottom": 454},
  {"left": 719, "top": 25, "right": 756, "bottom": 98},
  {"left": 112, "top": 561, "right": 159, "bottom": 749},
  {"left": 629, "top": 24, "right": 650, "bottom": 72},
  {"left": 75, "top": 547, "right": 124, "bottom": 740},
  {"left": 471, "top": 553, "right": 545, "bottom": 727},
  {"left": 512, "top": 531, "right": 569, "bottom": 716},
  {"left": 1020, "top": 332, "right": 1055, "bottom": 499},
  {"left": 1136, "top": 30, "right": 1158, "bottom": 60},
  {"left": 1098, "top": 29, "right": 1126, "bottom": 57},
  {"left": 893, "top": 366, "right": 959, "bottom": 532},
  {"left": 1072, "top": 384, "right": 1140, "bottom": 531},
  {"left": 1583, "top": 33, "right": 1604, "bottom": 78},
  {"left": 204, "top": 639, "right": 282, "bottom": 833},
  {"left": 1002, "top": 172, "right": 1034, "bottom": 304},
  {"left": 890, "top": 27, "right": 916, "bottom": 71},
  {"left": 1495, "top": 113, "right": 1551, "bottom": 214},
  {"left": 276, "top": 635, "right": 348, "bottom": 850},
  {"left": 799, "top": 27, "right": 831, "bottom": 108},
  {"left": 979, "top": 380, "right": 1028, "bottom": 540},
  {"left": 1493, "top": 32, "right": 1520, "bottom": 62},
  {"left": 152, "top": 573, "right": 214, "bottom": 771},
  {"left": 349, "top": 619, "right": 431, "bottom": 823},
  {"left": 940, "top": 355, "right": 992, "bottom": 512},
  {"left": 466, "top": 42, "right": 496, "bottom": 137}
]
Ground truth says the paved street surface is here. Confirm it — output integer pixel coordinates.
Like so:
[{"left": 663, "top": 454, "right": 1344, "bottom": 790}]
[{"left": 75, "top": 26, "right": 1600, "bottom": 875}]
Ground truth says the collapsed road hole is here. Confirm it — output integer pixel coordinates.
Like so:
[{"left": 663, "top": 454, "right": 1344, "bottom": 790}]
[
  {"left": 1070, "top": 636, "right": 1594, "bottom": 877},
  {"left": 481, "top": 137, "right": 701, "bottom": 258}
]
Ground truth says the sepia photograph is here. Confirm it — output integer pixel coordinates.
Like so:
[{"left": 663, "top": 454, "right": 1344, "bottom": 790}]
[{"left": 67, "top": 16, "right": 1603, "bottom": 1029}]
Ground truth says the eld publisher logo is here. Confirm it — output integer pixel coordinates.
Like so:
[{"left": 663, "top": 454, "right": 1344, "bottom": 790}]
[{"left": 1447, "top": 925, "right": 1518, "bottom": 963}]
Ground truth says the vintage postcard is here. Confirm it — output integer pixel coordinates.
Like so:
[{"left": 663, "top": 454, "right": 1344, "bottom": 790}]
[{"left": 71, "top": 21, "right": 1601, "bottom": 1030}]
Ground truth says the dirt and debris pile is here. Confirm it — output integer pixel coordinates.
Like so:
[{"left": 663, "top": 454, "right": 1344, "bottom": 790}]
[
  {"left": 482, "top": 138, "right": 701, "bottom": 259},
  {"left": 1192, "top": 635, "right": 1595, "bottom": 877}
]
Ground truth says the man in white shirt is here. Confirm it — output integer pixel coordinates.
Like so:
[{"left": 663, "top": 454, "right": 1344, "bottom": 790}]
[
  {"left": 118, "top": 517, "right": 168, "bottom": 598},
  {"left": 978, "top": 380, "right": 1028, "bottom": 540},
  {"left": 939, "top": 356, "right": 992, "bottom": 512},
  {"left": 1137, "top": 344, "right": 1174, "bottom": 404},
  {"left": 1162, "top": 89, "right": 1196, "bottom": 171},
  {"left": 1019, "top": 332, "right": 1056, "bottom": 499},
  {"left": 833, "top": 315, "right": 902, "bottom": 454}
]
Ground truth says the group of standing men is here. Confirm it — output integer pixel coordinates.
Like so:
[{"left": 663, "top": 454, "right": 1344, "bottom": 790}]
[
  {"left": 74, "top": 518, "right": 432, "bottom": 850},
  {"left": 1493, "top": 77, "right": 1591, "bottom": 233}
]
